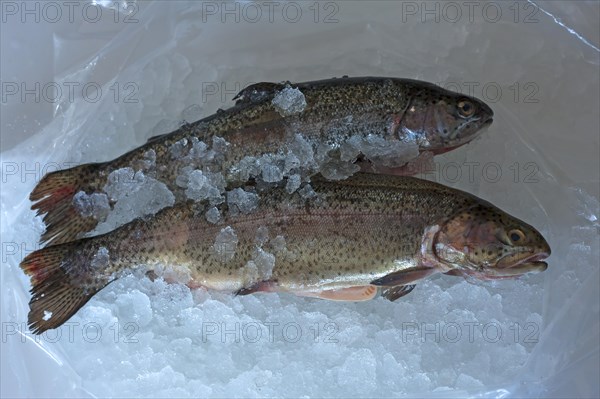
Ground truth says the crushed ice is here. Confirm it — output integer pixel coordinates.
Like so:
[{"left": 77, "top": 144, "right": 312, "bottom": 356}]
[
  {"left": 94, "top": 167, "right": 175, "bottom": 234},
  {"left": 271, "top": 85, "right": 307, "bottom": 117},
  {"left": 212, "top": 226, "right": 238, "bottom": 262},
  {"left": 226, "top": 188, "right": 259, "bottom": 215},
  {"left": 72, "top": 191, "right": 110, "bottom": 221},
  {"left": 90, "top": 247, "right": 110, "bottom": 269}
]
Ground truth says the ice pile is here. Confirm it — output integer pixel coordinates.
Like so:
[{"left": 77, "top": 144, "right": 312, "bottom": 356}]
[
  {"left": 95, "top": 168, "right": 175, "bottom": 235},
  {"left": 176, "top": 167, "right": 226, "bottom": 205}
]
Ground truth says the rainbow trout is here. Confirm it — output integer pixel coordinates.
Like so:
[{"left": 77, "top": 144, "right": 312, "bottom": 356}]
[
  {"left": 21, "top": 173, "right": 549, "bottom": 334},
  {"left": 30, "top": 77, "right": 493, "bottom": 245}
]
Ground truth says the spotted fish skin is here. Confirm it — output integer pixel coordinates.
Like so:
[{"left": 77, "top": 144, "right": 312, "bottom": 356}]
[
  {"left": 30, "top": 77, "right": 493, "bottom": 245},
  {"left": 20, "top": 173, "right": 549, "bottom": 334}
]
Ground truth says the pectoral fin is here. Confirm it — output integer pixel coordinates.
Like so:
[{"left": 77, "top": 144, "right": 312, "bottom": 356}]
[
  {"left": 297, "top": 285, "right": 378, "bottom": 302},
  {"left": 370, "top": 266, "right": 437, "bottom": 286},
  {"left": 381, "top": 285, "right": 416, "bottom": 302}
]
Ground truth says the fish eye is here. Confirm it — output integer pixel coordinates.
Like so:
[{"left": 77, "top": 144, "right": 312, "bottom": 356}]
[
  {"left": 508, "top": 229, "right": 526, "bottom": 244},
  {"left": 457, "top": 100, "right": 476, "bottom": 118}
]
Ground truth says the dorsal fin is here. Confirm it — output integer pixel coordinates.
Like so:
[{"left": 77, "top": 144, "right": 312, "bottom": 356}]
[
  {"left": 145, "top": 133, "right": 169, "bottom": 143},
  {"left": 233, "top": 82, "right": 289, "bottom": 104}
]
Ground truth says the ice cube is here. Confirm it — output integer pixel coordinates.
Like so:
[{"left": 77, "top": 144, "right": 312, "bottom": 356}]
[
  {"left": 354, "top": 134, "right": 420, "bottom": 168},
  {"left": 319, "top": 159, "right": 361, "bottom": 181},
  {"left": 253, "top": 248, "right": 275, "bottom": 279},
  {"left": 288, "top": 134, "right": 316, "bottom": 169},
  {"left": 42, "top": 310, "right": 53, "bottom": 321},
  {"left": 256, "top": 226, "right": 269, "bottom": 246},
  {"left": 97, "top": 168, "right": 175, "bottom": 233},
  {"left": 271, "top": 85, "right": 307, "bottom": 116},
  {"left": 271, "top": 235, "right": 287, "bottom": 253},
  {"left": 212, "top": 226, "right": 238, "bottom": 262},
  {"left": 91, "top": 247, "right": 110, "bottom": 269},
  {"left": 72, "top": 191, "right": 111, "bottom": 221},
  {"left": 227, "top": 188, "right": 259, "bottom": 215},
  {"left": 285, "top": 174, "right": 302, "bottom": 193},
  {"left": 260, "top": 162, "right": 284, "bottom": 183},
  {"left": 298, "top": 184, "right": 317, "bottom": 199},
  {"left": 169, "top": 138, "right": 189, "bottom": 158},
  {"left": 212, "top": 136, "right": 229, "bottom": 154},
  {"left": 205, "top": 207, "right": 221, "bottom": 224}
]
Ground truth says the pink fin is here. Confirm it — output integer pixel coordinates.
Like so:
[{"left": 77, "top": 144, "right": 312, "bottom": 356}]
[
  {"left": 235, "top": 280, "right": 277, "bottom": 296},
  {"left": 297, "top": 285, "right": 378, "bottom": 302},
  {"left": 370, "top": 267, "right": 437, "bottom": 286}
]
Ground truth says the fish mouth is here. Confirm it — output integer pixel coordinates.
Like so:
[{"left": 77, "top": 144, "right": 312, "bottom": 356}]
[{"left": 493, "top": 251, "right": 549, "bottom": 276}]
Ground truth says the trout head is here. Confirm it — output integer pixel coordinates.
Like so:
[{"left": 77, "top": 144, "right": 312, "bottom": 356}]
[
  {"left": 433, "top": 203, "right": 550, "bottom": 280},
  {"left": 396, "top": 82, "right": 493, "bottom": 153}
]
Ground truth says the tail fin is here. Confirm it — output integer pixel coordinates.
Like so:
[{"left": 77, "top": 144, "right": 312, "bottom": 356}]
[
  {"left": 30, "top": 163, "right": 106, "bottom": 245},
  {"left": 20, "top": 242, "right": 111, "bottom": 334}
]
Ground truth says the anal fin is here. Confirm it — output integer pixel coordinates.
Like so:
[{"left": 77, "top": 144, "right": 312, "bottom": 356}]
[
  {"left": 381, "top": 285, "right": 416, "bottom": 302},
  {"left": 234, "top": 280, "right": 276, "bottom": 296},
  {"left": 297, "top": 285, "right": 377, "bottom": 302}
]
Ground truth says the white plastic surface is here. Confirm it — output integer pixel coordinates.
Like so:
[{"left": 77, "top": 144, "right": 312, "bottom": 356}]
[{"left": 1, "top": 1, "right": 598, "bottom": 398}]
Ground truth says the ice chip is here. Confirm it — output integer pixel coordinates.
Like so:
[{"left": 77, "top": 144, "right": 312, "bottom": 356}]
[
  {"left": 339, "top": 140, "right": 361, "bottom": 162},
  {"left": 72, "top": 191, "right": 110, "bottom": 221},
  {"left": 212, "top": 136, "right": 229, "bottom": 154},
  {"left": 261, "top": 162, "right": 284, "bottom": 183},
  {"left": 230, "top": 156, "right": 261, "bottom": 182},
  {"left": 177, "top": 168, "right": 225, "bottom": 204},
  {"left": 42, "top": 310, "right": 52, "bottom": 321},
  {"left": 298, "top": 184, "right": 317, "bottom": 199},
  {"left": 289, "top": 134, "right": 315, "bottom": 168},
  {"left": 97, "top": 169, "right": 175, "bottom": 233},
  {"left": 357, "top": 134, "right": 419, "bottom": 168},
  {"left": 271, "top": 85, "right": 307, "bottom": 116},
  {"left": 271, "top": 235, "right": 287, "bottom": 253},
  {"left": 170, "top": 138, "right": 188, "bottom": 158},
  {"left": 206, "top": 207, "right": 221, "bottom": 224},
  {"left": 319, "top": 159, "right": 361, "bottom": 180},
  {"left": 185, "top": 169, "right": 209, "bottom": 200},
  {"left": 189, "top": 137, "right": 215, "bottom": 164},
  {"left": 256, "top": 226, "right": 269, "bottom": 245},
  {"left": 104, "top": 167, "right": 144, "bottom": 200},
  {"left": 253, "top": 248, "right": 275, "bottom": 279},
  {"left": 227, "top": 188, "right": 259, "bottom": 214},
  {"left": 213, "top": 226, "right": 238, "bottom": 262},
  {"left": 283, "top": 152, "right": 301, "bottom": 174},
  {"left": 285, "top": 174, "right": 302, "bottom": 193},
  {"left": 91, "top": 247, "right": 110, "bottom": 269},
  {"left": 240, "top": 261, "right": 260, "bottom": 286}
]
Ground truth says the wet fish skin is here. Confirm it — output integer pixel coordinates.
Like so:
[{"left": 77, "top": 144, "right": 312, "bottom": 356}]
[
  {"left": 20, "top": 173, "right": 548, "bottom": 334},
  {"left": 30, "top": 76, "right": 493, "bottom": 246}
]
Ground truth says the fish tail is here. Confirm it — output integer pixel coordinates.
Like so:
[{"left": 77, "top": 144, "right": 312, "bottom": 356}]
[
  {"left": 20, "top": 241, "right": 111, "bottom": 334},
  {"left": 30, "top": 163, "right": 106, "bottom": 245}
]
